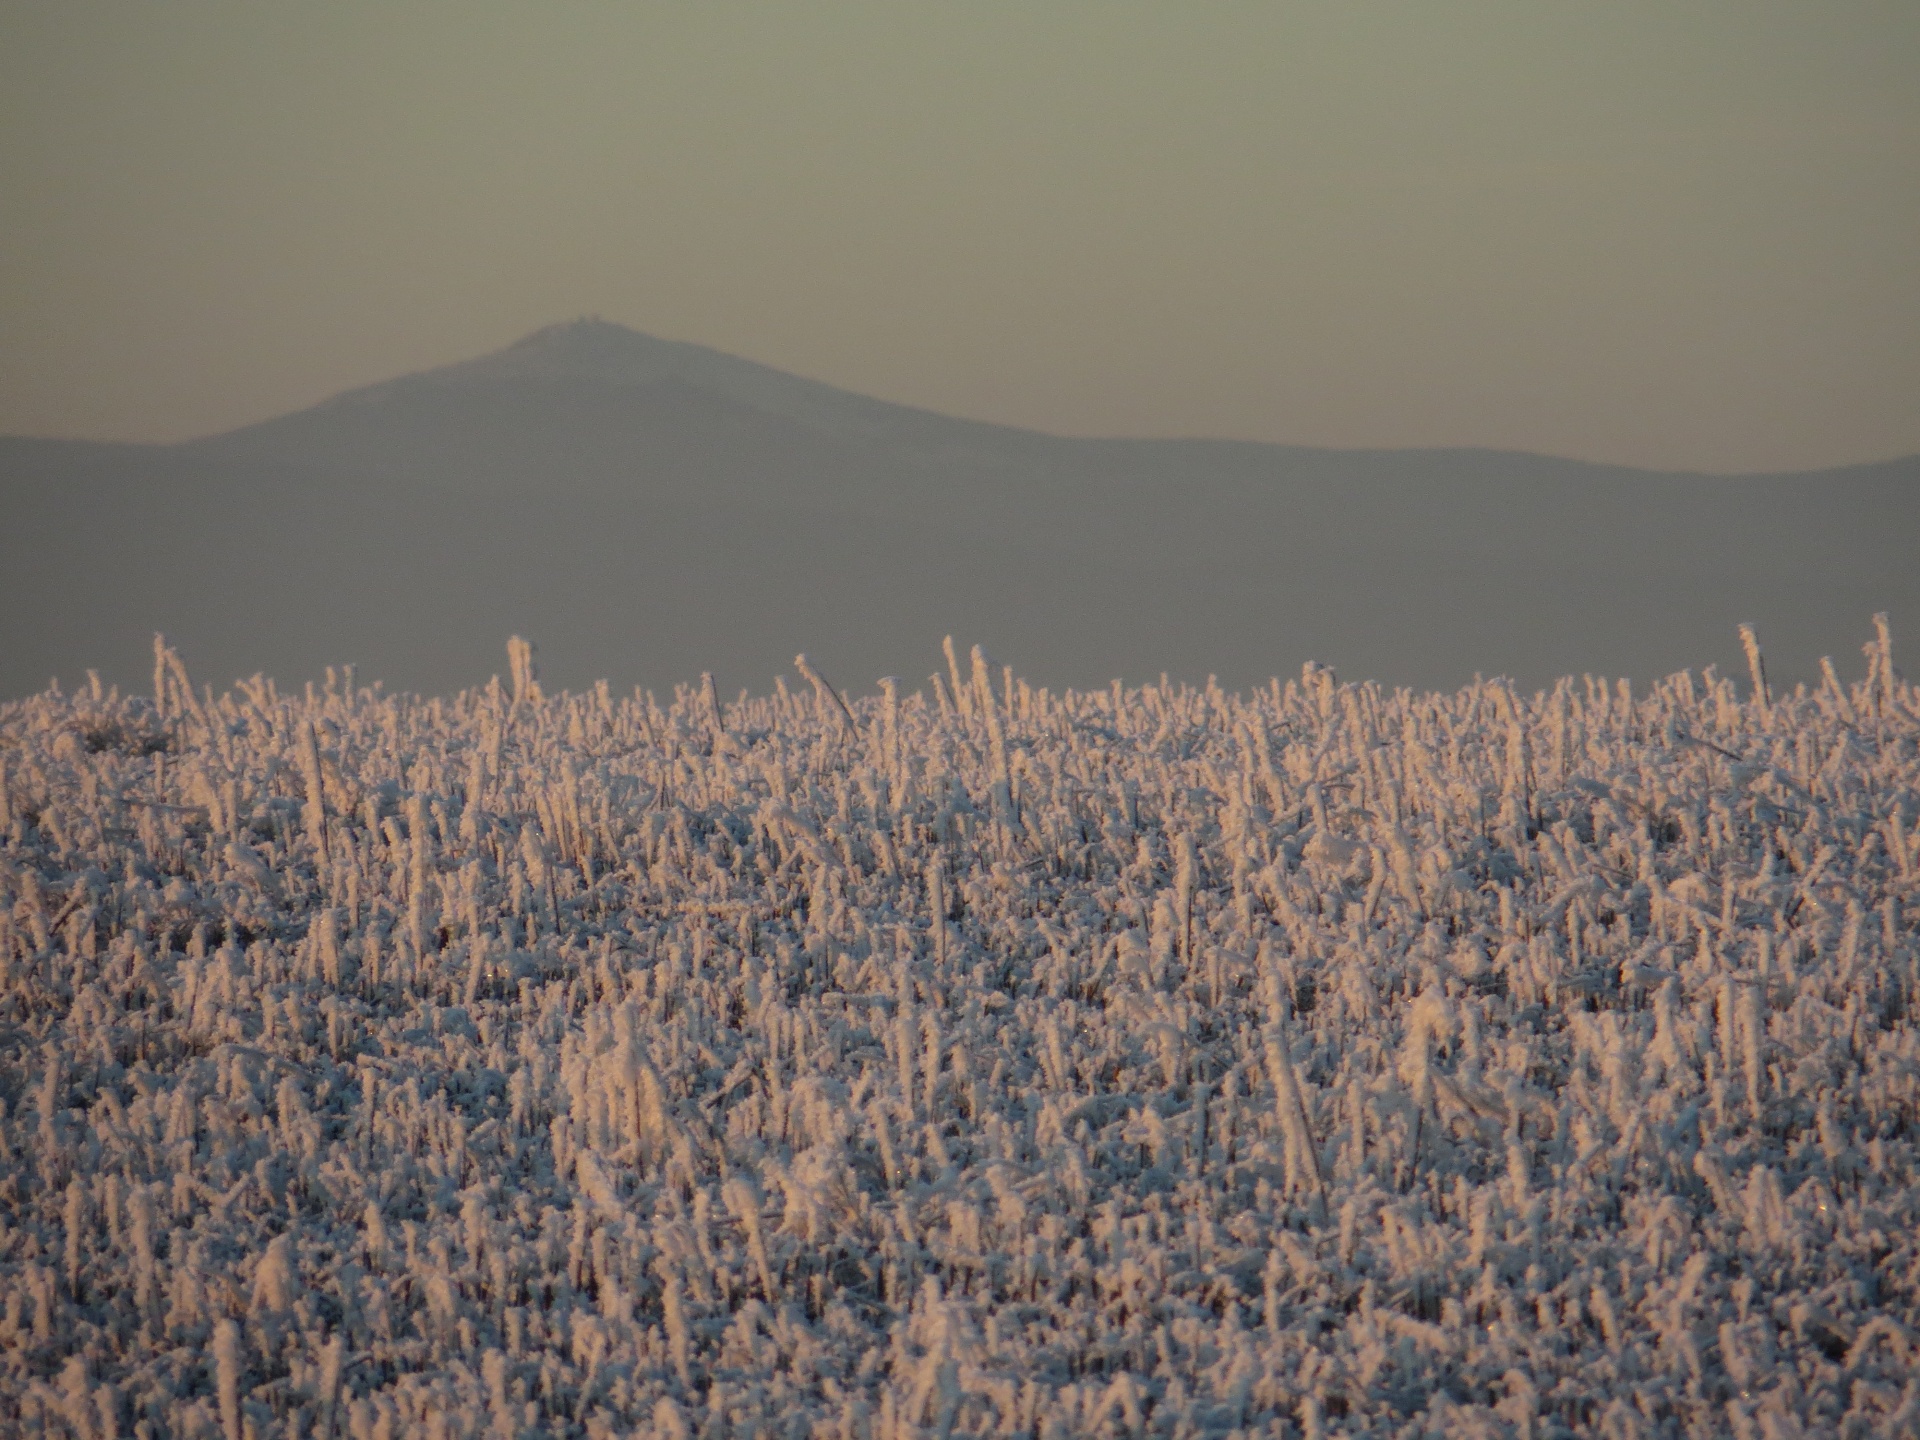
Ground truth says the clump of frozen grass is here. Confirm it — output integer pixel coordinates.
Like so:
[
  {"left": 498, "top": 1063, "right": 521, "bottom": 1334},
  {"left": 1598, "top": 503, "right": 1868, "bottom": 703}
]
[{"left": 0, "top": 628, "right": 1916, "bottom": 1437}]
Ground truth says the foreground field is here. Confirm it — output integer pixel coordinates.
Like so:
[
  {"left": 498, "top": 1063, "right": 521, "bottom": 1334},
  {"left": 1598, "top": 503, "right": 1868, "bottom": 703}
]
[{"left": 2, "top": 632, "right": 1917, "bottom": 1438}]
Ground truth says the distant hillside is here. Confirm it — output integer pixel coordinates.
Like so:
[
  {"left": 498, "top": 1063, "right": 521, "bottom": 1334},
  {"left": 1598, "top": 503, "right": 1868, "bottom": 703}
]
[{"left": 3, "top": 319, "right": 1915, "bottom": 700}]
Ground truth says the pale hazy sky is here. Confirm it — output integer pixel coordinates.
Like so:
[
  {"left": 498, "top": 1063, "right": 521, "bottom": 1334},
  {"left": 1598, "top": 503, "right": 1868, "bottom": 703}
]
[{"left": 2, "top": 2, "right": 1915, "bottom": 473}]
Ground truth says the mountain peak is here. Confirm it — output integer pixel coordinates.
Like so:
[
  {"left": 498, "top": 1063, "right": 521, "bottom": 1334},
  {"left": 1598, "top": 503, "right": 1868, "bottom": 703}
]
[
  {"left": 292, "top": 316, "right": 807, "bottom": 419},
  {"left": 509, "top": 315, "right": 640, "bottom": 348},
  {"left": 427, "top": 317, "right": 1025, "bottom": 450},
  {"left": 210, "top": 316, "right": 1025, "bottom": 458},
  {"left": 481, "top": 316, "right": 711, "bottom": 382},
  {"left": 505, "top": 315, "right": 688, "bottom": 360}
]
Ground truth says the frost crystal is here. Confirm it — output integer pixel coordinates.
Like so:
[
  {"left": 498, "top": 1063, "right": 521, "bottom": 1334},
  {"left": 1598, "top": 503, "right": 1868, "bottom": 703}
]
[{"left": 1, "top": 632, "right": 1916, "bottom": 1435}]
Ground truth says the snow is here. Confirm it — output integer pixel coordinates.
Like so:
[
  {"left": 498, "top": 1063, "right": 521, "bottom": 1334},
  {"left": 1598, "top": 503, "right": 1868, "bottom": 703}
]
[{"left": 1, "top": 629, "right": 1917, "bottom": 1437}]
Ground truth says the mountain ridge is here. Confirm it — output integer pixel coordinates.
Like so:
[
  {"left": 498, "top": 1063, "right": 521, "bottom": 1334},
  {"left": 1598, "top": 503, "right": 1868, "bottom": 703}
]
[
  {"left": 190, "top": 319, "right": 1056, "bottom": 472},
  {"left": 7, "top": 318, "right": 1915, "bottom": 480},
  {"left": 163, "top": 318, "right": 1917, "bottom": 480},
  {"left": 3, "top": 319, "right": 1916, "bottom": 702}
]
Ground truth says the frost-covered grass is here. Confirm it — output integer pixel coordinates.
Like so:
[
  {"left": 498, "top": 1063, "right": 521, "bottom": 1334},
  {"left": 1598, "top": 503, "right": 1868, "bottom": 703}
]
[{"left": 2, "top": 630, "right": 1918, "bottom": 1439}]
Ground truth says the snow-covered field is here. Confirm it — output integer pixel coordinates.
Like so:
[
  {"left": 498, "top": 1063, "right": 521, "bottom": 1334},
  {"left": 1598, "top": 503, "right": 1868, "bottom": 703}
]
[{"left": 3, "top": 629, "right": 1917, "bottom": 1438}]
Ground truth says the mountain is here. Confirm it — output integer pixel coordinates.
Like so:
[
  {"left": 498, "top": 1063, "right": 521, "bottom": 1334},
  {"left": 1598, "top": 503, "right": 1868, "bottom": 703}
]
[{"left": 3, "top": 319, "right": 1915, "bottom": 702}]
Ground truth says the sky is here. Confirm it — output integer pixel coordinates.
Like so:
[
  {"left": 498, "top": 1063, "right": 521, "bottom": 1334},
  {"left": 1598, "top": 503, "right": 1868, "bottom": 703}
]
[{"left": 1, "top": 2, "right": 1915, "bottom": 474}]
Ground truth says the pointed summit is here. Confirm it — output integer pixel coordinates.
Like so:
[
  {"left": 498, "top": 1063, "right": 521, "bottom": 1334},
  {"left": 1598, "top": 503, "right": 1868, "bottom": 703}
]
[
  {"left": 257, "top": 316, "right": 1006, "bottom": 453},
  {"left": 488, "top": 316, "right": 718, "bottom": 382},
  {"left": 360, "top": 315, "right": 772, "bottom": 397}
]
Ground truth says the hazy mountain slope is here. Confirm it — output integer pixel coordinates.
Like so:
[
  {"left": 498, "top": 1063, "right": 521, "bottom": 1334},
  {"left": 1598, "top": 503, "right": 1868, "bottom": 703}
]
[
  {"left": 3, "top": 320, "right": 1915, "bottom": 701},
  {"left": 199, "top": 319, "right": 1034, "bottom": 469}
]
